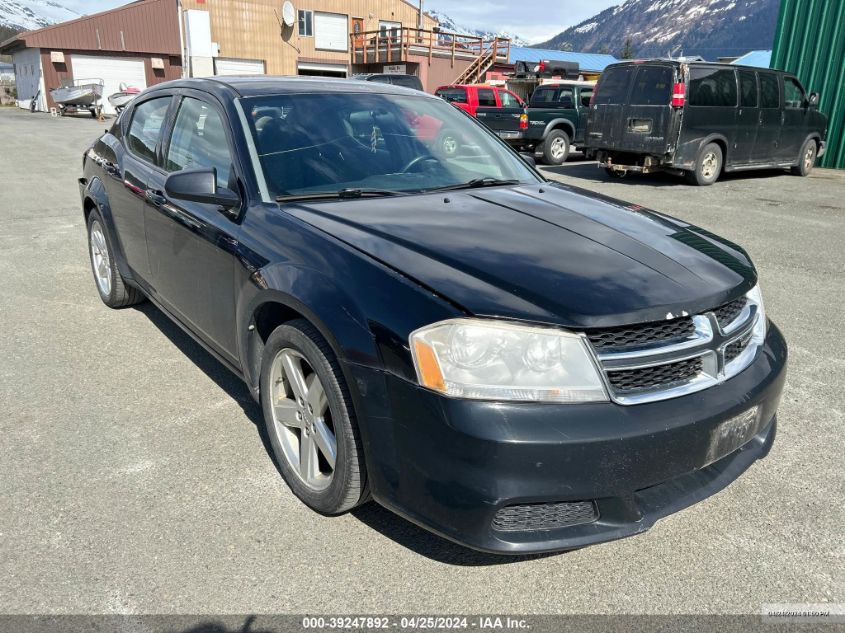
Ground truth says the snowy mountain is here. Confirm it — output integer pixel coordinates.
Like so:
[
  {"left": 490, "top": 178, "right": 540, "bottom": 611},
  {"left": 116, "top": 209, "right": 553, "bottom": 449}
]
[
  {"left": 426, "top": 9, "right": 528, "bottom": 46},
  {"left": 0, "top": 0, "right": 80, "bottom": 32},
  {"left": 534, "top": 0, "right": 780, "bottom": 60}
]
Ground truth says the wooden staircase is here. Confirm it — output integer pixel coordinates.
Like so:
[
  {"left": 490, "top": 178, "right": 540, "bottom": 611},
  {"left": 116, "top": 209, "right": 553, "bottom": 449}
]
[{"left": 453, "top": 37, "right": 510, "bottom": 84}]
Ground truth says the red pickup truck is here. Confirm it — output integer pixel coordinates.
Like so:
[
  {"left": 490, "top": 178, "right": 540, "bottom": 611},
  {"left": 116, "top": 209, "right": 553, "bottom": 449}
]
[{"left": 434, "top": 84, "right": 525, "bottom": 117}]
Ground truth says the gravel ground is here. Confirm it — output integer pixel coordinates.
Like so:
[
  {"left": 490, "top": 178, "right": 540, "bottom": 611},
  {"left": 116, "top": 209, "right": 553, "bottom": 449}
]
[{"left": 1, "top": 107, "right": 842, "bottom": 616}]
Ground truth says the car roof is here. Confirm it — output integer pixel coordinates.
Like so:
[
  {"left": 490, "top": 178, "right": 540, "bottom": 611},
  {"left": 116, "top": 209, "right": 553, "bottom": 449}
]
[
  {"left": 606, "top": 59, "right": 785, "bottom": 74},
  {"left": 144, "top": 75, "right": 435, "bottom": 100},
  {"left": 435, "top": 84, "right": 501, "bottom": 90}
]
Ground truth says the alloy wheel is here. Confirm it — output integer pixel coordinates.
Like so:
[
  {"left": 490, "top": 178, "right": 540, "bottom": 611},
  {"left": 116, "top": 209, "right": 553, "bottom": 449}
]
[
  {"left": 268, "top": 348, "right": 337, "bottom": 491},
  {"left": 90, "top": 220, "right": 112, "bottom": 297},
  {"left": 550, "top": 137, "right": 566, "bottom": 160}
]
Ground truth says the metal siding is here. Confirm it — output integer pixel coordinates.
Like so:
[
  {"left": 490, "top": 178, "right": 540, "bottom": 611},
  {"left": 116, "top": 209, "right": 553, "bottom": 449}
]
[
  {"left": 772, "top": 0, "right": 845, "bottom": 168},
  {"left": 19, "top": 0, "right": 180, "bottom": 56}
]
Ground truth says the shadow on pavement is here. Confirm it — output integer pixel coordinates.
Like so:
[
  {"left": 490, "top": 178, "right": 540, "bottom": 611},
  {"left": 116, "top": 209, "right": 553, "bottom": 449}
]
[{"left": 134, "top": 300, "right": 564, "bottom": 568}]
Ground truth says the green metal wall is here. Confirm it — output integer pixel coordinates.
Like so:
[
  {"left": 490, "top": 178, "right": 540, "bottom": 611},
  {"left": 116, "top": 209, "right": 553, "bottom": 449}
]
[{"left": 771, "top": 0, "right": 845, "bottom": 168}]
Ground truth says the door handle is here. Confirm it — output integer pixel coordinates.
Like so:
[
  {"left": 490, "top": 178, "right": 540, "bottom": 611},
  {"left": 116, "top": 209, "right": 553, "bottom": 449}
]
[{"left": 145, "top": 189, "right": 166, "bottom": 207}]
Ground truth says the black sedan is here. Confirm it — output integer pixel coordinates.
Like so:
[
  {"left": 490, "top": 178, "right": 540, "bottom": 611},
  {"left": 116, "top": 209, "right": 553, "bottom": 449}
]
[{"left": 79, "top": 77, "right": 787, "bottom": 554}]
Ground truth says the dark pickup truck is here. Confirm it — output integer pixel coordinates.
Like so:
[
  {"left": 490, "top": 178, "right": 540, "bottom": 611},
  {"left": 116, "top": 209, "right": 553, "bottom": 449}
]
[{"left": 476, "top": 80, "right": 595, "bottom": 164}]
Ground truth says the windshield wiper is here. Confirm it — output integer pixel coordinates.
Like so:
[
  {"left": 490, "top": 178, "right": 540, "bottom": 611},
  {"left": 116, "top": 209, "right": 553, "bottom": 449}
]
[
  {"left": 423, "top": 177, "right": 520, "bottom": 193},
  {"left": 276, "top": 188, "right": 405, "bottom": 203}
]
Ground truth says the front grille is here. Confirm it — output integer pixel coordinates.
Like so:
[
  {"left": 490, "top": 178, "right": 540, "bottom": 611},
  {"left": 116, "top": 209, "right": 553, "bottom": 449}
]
[
  {"left": 714, "top": 297, "right": 748, "bottom": 330},
  {"left": 492, "top": 501, "right": 598, "bottom": 533},
  {"left": 586, "top": 317, "right": 695, "bottom": 351},
  {"left": 725, "top": 330, "right": 753, "bottom": 364},
  {"left": 586, "top": 294, "right": 760, "bottom": 404},
  {"left": 607, "top": 357, "right": 703, "bottom": 392}
]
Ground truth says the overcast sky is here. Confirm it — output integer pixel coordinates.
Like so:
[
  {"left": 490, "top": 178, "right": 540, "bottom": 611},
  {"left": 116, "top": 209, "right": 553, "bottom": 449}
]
[{"left": 67, "top": 0, "right": 625, "bottom": 45}]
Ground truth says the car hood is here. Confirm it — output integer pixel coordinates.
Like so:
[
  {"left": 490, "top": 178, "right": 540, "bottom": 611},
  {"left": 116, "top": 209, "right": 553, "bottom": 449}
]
[{"left": 285, "top": 183, "right": 756, "bottom": 328}]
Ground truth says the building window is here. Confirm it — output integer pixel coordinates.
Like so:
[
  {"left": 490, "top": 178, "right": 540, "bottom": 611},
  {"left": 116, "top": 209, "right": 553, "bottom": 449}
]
[{"left": 298, "top": 10, "right": 313, "bottom": 37}]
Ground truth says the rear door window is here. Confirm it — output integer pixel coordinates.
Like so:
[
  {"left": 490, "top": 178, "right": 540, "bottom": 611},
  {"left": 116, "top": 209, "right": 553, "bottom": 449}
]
[
  {"left": 629, "top": 66, "right": 673, "bottom": 105},
  {"left": 529, "top": 86, "right": 575, "bottom": 108},
  {"left": 739, "top": 70, "right": 758, "bottom": 107},
  {"left": 127, "top": 97, "right": 171, "bottom": 164},
  {"left": 784, "top": 77, "right": 805, "bottom": 108},
  {"left": 579, "top": 87, "right": 594, "bottom": 107},
  {"left": 593, "top": 66, "right": 634, "bottom": 104},
  {"left": 436, "top": 88, "right": 467, "bottom": 104},
  {"left": 477, "top": 89, "right": 497, "bottom": 107},
  {"left": 689, "top": 67, "right": 737, "bottom": 107},
  {"left": 759, "top": 73, "right": 780, "bottom": 108},
  {"left": 499, "top": 90, "right": 521, "bottom": 107}
]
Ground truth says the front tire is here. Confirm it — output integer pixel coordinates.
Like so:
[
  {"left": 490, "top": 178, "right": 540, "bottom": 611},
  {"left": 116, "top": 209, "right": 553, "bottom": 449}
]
[
  {"left": 685, "top": 142, "right": 722, "bottom": 186},
  {"left": 86, "top": 210, "right": 144, "bottom": 308},
  {"left": 260, "top": 319, "right": 368, "bottom": 515},
  {"left": 791, "top": 139, "right": 817, "bottom": 176},
  {"left": 543, "top": 129, "right": 570, "bottom": 165}
]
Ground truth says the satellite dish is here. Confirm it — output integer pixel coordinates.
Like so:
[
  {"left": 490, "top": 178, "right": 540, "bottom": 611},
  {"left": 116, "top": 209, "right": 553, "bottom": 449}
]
[{"left": 282, "top": 1, "right": 296, "bottom": 27}]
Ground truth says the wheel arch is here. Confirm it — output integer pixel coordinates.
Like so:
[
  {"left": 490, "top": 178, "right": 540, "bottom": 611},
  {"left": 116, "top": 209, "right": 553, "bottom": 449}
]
[
  {"left": 237, "top": 268, "right": 378, "bottom": 404},
  {"left": 81, "top": 176, "right": 133, "bottom": 281},
  {"left": 543, "top": 118, "right": 576, "bottom": 140},
  {"left": 696, "top": 134, "right": 729, "bottom": 166}
]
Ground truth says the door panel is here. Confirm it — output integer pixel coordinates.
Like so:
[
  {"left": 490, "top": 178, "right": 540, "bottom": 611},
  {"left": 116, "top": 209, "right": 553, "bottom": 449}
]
[
  {"left": 779, "top": 76, "right": 810, "bottom": 163},
  {"left": 144, "top": 95, "right": 239, "bottom": 359},
  {"left": 752, "top": 72, "right": 782, "bottom": 163},
  {"left": 733, "top": 70, "right": 759, "bottom": 165},
  {"left": 110, "top": 96, "right": 171, "bottom": 280}
]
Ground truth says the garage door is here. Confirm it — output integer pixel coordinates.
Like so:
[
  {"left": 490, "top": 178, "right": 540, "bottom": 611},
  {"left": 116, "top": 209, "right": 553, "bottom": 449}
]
[
  {"left": 214, "top": 58, "right": 266, "bottom": 76},
  {"left": 71, "top": 55, "right": 147, "bottom": 115},
  {"left": 314, "top": 12, "right": 348, "bottom": 51}
]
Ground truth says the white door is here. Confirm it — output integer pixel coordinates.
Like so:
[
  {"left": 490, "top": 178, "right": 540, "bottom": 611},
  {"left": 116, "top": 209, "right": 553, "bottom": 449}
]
[
  {"left": 71, "top": 55, "right": 146, "bottom": 115},
  {"left": 214, "top": 58, "right": 265, "bottom": 76},
  {"left": 314, "top": 12, "right": 348, "bottom": 51}
]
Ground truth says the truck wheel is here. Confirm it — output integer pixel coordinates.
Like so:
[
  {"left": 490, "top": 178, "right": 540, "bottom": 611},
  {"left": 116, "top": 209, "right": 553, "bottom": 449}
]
[
  {"left": 791, "top": 139, "right": 817, "bottom": 176},
  {"left": 685, "top": 143, "right": 722, "bottom": 186},
  {"left": 543, "top": 130, "right": 570, "bottom": 165}
]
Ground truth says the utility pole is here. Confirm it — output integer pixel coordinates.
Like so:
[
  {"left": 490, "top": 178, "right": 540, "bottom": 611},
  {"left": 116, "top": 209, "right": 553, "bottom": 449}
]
[{"left": 419, "top": 0, "right": 424, "bottom": 30}]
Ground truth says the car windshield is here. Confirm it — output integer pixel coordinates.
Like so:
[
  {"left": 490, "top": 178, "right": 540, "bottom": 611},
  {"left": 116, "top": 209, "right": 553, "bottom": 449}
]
[{"left": 241, "top": 92, "right": 540, "bottom": 199}]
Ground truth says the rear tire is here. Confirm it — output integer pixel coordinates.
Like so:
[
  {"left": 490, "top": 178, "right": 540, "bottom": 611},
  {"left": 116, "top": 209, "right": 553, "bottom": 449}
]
[
  {"left": 86, "top": 209, "right": 145, "bottom": 308},
  {"left": 543, "top": 130, "right": 570, "bottom": 165},
  {"left": 791, "top": 139, "right": 817, "bottom": 176},
  {"left": 685, "top": 142, "right": 722, "bottom": 186},
  {"left": 260, "top": 319, "right": 368, "bottom": 515}
]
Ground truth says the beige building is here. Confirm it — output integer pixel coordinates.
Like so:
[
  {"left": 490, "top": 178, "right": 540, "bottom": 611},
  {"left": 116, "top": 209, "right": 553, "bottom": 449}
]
[{"left": 180, "top": 0, "right": 510, "bottom": 90}]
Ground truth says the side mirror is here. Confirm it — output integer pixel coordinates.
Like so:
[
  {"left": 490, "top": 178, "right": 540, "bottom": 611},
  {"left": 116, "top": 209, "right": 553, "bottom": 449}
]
[
  {"left": 164, "top": 168, "right": 240, "bottom": 212},
  {"left": 519, "top": 152, "right": 536, "bottom": 168},
  {"left": 808, "top": 92, "right": 820, "bottom": 108}
]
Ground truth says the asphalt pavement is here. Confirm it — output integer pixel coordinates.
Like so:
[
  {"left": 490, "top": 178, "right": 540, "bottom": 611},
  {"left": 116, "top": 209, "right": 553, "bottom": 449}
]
[{"left": 1, "top": 107, "right": 842, "bottom": 616}]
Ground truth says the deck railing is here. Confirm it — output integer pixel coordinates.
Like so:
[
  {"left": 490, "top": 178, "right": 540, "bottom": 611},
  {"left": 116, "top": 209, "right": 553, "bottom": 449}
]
[{"left": 351, "top": 27, "right": 510, "bottom": 68}]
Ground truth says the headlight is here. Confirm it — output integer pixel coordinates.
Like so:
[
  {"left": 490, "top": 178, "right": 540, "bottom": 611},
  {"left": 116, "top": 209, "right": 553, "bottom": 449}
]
[
  {"left": 747, "top": 283, "right": 767, "bottom": 342},
  {"left": 409, "top": 319, "right": 608, "bottom": 403}
]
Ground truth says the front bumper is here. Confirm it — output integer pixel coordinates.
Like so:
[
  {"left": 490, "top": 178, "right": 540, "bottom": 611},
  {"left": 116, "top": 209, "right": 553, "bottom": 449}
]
[
  {"left": 351, "top": 324, "right": 787, "bottom": 554},
  {"left": 818, "top": 140, "right": 826, "bottom": 158}
]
